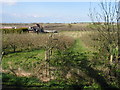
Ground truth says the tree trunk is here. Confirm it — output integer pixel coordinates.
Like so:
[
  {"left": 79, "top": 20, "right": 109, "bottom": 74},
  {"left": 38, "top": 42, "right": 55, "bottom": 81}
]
[{"left": 13, "top": 45, "right": 16, "bottom": 53}]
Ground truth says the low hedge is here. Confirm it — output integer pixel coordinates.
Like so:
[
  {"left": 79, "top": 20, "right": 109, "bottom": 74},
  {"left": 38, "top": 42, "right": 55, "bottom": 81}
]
[{"left": 0, "top": 28, "right": 28, "bottom": 34}]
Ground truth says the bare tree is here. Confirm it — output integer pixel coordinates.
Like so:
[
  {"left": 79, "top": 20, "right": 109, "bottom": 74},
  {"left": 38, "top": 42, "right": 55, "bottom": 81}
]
[
  {"left": 89, "top": 1, "right": 119, "bottom": 64},
  {"left": 117, "top": 1, "right": 120, "bottom": 62}
]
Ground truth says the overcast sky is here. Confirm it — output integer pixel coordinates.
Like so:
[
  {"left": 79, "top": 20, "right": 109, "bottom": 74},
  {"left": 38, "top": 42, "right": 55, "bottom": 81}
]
[{"left": 1, "top": 1, "right": 117, "bottom": 23}]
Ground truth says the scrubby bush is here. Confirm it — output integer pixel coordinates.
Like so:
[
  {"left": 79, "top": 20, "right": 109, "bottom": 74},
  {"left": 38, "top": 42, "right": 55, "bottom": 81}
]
[{"left": 2, "top": 33, "right": 75, "bottom": 54}]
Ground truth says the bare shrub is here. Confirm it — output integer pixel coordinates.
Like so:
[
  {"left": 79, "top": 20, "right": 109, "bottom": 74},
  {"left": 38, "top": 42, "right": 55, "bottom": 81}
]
[
  {"left": 46, "top": 34, "right": 75, "bottom": 50},
  {"left": 2, "top": 33, "right": 47, "bottom": 53},
  {"left": 2, "top": 33, "right": 75, "bottom": 54}
]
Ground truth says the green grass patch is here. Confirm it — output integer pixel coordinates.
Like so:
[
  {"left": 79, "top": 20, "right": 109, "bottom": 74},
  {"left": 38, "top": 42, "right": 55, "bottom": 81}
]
[
  {"left": 2, "top": 73, "right": 84, "bottom": 89},
  {"left": 2, "top": 49, "right": 45, "bottom": 70},
  {"left": 72, "top": 39, "right": 86, "bottom": 52}
]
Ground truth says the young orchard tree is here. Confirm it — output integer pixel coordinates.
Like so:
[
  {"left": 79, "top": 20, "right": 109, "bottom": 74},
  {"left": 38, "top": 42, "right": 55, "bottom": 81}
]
[
  {"left": 89, "top": 1, "right": 120, "bottom": 64},
  {"left": 40, "top": 33, "right": 74, "bottom": 81},
  {"left": 117, "top": 1, "right": 120, "bottom": 62}
]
